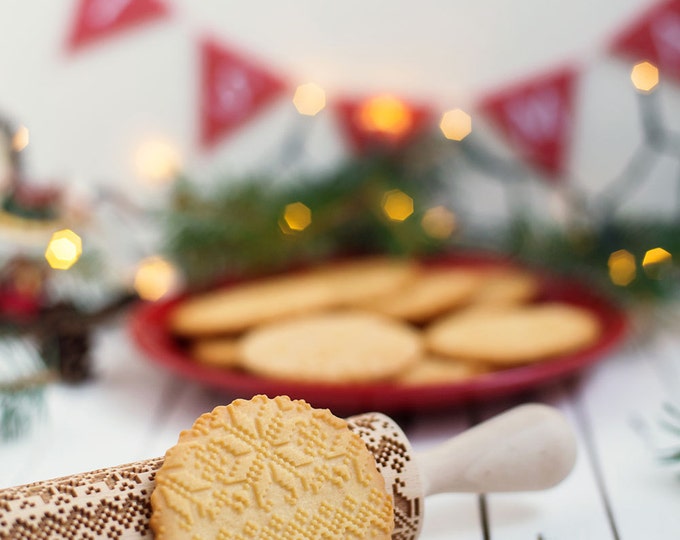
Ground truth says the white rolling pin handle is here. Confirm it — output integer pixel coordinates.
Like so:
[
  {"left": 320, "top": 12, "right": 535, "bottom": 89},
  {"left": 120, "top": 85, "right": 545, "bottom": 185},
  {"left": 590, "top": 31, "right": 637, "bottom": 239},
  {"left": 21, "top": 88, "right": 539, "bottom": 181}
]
[{"left": 416, "top": 404, "right": 577, "bottom": 496}]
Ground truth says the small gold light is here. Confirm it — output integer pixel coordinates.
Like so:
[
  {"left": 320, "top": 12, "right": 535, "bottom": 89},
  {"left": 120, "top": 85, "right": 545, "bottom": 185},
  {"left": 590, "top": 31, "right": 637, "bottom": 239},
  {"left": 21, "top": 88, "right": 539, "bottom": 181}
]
[
  {"left": 135, "top": 138, "right": 181, "bottom": 185},
  {"left": 12, "top": 125, "right": 29, "bottom": 152},
  {"left": 382, "top": 189, "right": 414, "bottom": 222},
  {"left": 631, "top": 61, "right": 659, "bottom": 92},
  {"left": 293, "top": 83, "right": 326, "bottom": 116},
  {"left": 45, "top": 229, "right": 82, "bottom": 270},
  {"left": 282, "top": 202, "right": 312, "bottom": 232},
  {"left": 439, "top": 109, "right": 472, "bottom": 141},
  {"left": 134, "top": 256, "right": 179, "bottom": 301},
  {"left": 608, "top": 249, "right": 636, "bottom": 286},
  {"left": 642, "top": 247, "right": 672, "bottom": 279},
  {"left": 421, "top": 205, "right": 457, "bottom": 239},
  {"left": 358, "top": 94, "right": 413, "bottom": 136}
]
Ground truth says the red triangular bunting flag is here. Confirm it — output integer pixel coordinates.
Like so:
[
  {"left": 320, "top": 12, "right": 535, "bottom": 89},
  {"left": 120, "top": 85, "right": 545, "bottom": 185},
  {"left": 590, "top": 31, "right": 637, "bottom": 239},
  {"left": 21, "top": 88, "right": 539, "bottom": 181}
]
[
  {"left": 66, "top": 0, "right": 169, "bottom": 51},
  {"left": 200, "top": 38, "right": 287, "bottom": 149},
  {"left": 334, "top": 94, "right": 433, "bottom": 154},
  {"left": 479, "top": 67, "right": 579, "bottom": 179},
  {"left": 610, "top": 0, "right": 680, "bottom": 81}
]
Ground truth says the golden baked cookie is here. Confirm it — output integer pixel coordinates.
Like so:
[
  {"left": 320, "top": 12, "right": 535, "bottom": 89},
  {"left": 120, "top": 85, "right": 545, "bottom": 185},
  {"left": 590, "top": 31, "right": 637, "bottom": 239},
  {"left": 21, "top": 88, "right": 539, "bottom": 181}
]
[
  {"left": 150, "top": 395, "right": 394, "bottom": 540},
  {"left": 362, "top": 268, "right": 482, "bottom": 323},
  {"left": 239, "top": 311, "right": 423, "bottom": 383},
  {"left": 168, "top": 271, "right": 336, "bottom": 337},
  {"left": 190, "top": 337, "right": 241, "bottom": 368},
  {"left": 308, "top": 256, "right": 419, "bottom": 305},
  {"left": 470, "top": 267, "right": 540, "bottom": 306},
  {"left": 425, "top": 303, "right": 601, "bottom": 365},
  {"left": 395, "top": 355, "right": 488, "bottom": 385}
]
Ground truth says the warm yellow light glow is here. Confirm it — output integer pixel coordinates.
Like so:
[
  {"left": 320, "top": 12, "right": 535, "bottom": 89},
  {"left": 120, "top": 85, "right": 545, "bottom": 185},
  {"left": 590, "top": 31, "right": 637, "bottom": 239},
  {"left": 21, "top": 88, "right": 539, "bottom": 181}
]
[
  {"left": 608, "top": 249, "right": 636, "bottom": 286},
  {"left": 631, "top": 61, "right": 659, "bottom": 92},
  {"left": 642, "top": 247, "right": 672, "bottom": 278},
  {"left": 45, "top": 229, "right": 82, "bottom": 270},
  {"left": 439, "top": 109, "right": 472, "bottom": 141},
  {"left": 134, "top": 256, "right": 179, "bottom": 301},
  {"left": 12, "top": 125, "right": 29, "bottom": 152},
  {"left": 135, "top": 139, "right": 181, "bottom": 185},
  {"left": 358, "top": 94, "right": 413, "bottom": 136},
  {"left": 382, "top": 189, "right": 414, "bottom": 221},
  {"left": 421, "top": 205, "right": 457, "bottom": 239},
  {"left": 282, "top": 202, "right": 312, "bottom": 232},
  {"left": 293, "top": 83, "right": 326, "bottom": 116}
]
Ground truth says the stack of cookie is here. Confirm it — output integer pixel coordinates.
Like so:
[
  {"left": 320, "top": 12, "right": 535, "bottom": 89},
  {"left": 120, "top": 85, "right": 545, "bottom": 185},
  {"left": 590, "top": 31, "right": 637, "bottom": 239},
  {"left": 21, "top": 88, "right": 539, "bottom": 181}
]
[{"left": 168, "top": 257, "right": 602, "bottom": 386}]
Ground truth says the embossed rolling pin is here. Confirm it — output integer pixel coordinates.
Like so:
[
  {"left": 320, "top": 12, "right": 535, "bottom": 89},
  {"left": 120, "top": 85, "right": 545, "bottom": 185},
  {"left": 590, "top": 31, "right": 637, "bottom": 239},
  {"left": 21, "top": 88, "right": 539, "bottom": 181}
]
[{"left": 0, "top": 396, "right": 576, "bottom": 539}]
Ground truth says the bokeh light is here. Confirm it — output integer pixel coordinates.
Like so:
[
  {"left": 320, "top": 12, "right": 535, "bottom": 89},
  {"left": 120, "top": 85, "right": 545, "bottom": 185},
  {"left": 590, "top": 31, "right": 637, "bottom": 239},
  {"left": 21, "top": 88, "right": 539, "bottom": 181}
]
[
  {"left": 608, "top": 249, "right": 636, "bottom": 286},
  {"left": 45, "top": 229, "right": 82, "bottom": 270},
  {"left": 642, "top": 247, "right": 672, "bottom": 278},
  {"left": 135, "top": 138, "right": 181, "bottom": 185},
  {"left": 134, "top": 256, "right": 179, "bottom": 301},
  {"left": 382, "top": 189, "right": 414, "bottom": 221},
  {"left": 281, "top": 202, "right": 312, "bottom": 233},
  {"left": 439, "top": 109, "right": 472, "bottom": 141},
  {"left": 293, "top": 83, "right": 326, "bottom": 116},
  {"left": 421, "top": 205, "right": 457, "bottom": 239},
  {"left": 358, "top": 94, "right": 413, "bottom": 136},
  {"left": 631, "top": 61, "right": 659, "bottom": 92},
  {"left": 12, "top": 125, "right": 29, "bottom": 152}
]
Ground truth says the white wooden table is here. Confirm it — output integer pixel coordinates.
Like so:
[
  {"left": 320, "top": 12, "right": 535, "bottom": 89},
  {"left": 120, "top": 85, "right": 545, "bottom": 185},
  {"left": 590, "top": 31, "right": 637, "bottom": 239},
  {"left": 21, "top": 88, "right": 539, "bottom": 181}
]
[{"left": 1, "top": 309, "right": 679, "bottom": 539}]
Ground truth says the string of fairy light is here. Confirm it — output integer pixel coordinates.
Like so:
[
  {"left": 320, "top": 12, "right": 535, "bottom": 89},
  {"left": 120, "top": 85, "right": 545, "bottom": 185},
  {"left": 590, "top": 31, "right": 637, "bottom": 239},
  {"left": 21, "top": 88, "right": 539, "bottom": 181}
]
[{"left": 3, "top": 58, "right": 676, "bottom": 303}]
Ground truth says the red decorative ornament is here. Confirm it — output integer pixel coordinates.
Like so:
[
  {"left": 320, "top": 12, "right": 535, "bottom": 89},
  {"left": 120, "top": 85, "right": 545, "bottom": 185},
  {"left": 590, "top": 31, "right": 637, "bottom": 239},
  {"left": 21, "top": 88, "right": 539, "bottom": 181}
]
[
  {"left": 200, "top": 38, "right": 287, "bottom": 149},
  {"left": 479, "top": 67, "right": 579, "bottom": 180},
  {"left": 610, "top": 0, "right": 680, "bottom": 81},
  {"left": 66, "top": 0, "right": 169, "bottom": 52},
  {"left": 334, "top": 94, "right": 433, "bottom": 154}
]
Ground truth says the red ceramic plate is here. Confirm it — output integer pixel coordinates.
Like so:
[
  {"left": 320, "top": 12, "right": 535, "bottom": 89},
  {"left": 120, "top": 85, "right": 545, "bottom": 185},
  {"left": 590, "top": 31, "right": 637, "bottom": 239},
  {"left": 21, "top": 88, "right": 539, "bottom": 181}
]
[{"left": 128, "top": 254, "right": 628, "bottom": 415}]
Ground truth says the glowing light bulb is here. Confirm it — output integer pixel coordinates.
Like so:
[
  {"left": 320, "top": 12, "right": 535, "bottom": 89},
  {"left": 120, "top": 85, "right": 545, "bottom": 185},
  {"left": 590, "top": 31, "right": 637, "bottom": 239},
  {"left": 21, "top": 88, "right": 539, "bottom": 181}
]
[
  {"left": 608, "top": 249, "right": 636, "bottom": 286},
  {"left": 135, "top": 138, "right": 181, "bottom": 185},
  {"left": 293, "top": 83, "right": 326, "bottom": 116},
  {"left": 358, "top": 94, "right": 413, "bottom": 136},
  {"left": 281, "top": 202, "right": 312, "bottom": 233},
  {"left": 45, "top": 229, "right": 82, "bottom": 270},
  {"left": 134, "top": 256, "right": 179, "bottom": 301},
  {"left": 382, "top": 189, "right": 414, "bottom": 221},
  {"left": 631, "top": 61, "right": 659, "bottom": 92},
  {"left": 421, "top": 206, "right": 457, "bottom": 239},
  {"left": 439, "top": 109, "right": 472, "bottom": 141},
  {"left": 12, "top": 125, "right": 29, "bottom": 152}
]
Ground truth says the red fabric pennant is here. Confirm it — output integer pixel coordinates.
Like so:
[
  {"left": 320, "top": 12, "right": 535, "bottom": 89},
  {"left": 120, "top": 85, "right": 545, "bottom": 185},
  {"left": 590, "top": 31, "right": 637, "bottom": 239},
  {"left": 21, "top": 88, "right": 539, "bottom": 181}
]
[
  {"left": 66, "top": 0, "right": 169, "bottom": 52},
  {"left": 610, "top": 0, "right": 680, "bottom": 81},
  {"left": 479, "top": 67, "right": 579, "bottom": 179},
  {"left": 200, "top": 38, "right": 287, "bottom": 149},
  {"left": 334, "top": 94, "right": 433, "bottom": 154}
]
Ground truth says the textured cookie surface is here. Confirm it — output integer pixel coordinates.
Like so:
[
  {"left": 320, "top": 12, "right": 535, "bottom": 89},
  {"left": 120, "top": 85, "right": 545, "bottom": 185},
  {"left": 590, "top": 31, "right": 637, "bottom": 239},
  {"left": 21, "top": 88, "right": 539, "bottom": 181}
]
[
  {"left": 150, "top": 395, "right": 394, "bottom": 540},
  {"left": 396, "top": 356, "right": 488, "bottom": 385},
  {"left": 425, "top": 303, "right": 601, "bottom": 365},
  {"left": 239, "top": 311, "right": 423, "bottom": 383}
]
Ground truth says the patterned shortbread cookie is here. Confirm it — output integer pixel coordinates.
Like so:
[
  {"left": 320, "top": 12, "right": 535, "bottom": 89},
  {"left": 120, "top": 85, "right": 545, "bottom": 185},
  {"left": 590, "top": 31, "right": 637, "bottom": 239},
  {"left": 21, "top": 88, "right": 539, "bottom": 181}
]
[
  {"left": 425, "top": 303, "right": 601, "bottom": 365},
  {"left": 150, "top": 395, "right": 394, "bottom": 540},
  {"left": 190, "top": 337, "right": 241, "bottom": 368},
  {"left": 362, "top": 268, "right": 482, "bottom": 323},
  {"left": 168, "top": 271, "right": 336, "bottom": 337},
  {"left": 395, "top": 355, "right": 488, "bottom": 385},
  {"left": 239, "top": 311, "right": 423, "bottom": 383}
]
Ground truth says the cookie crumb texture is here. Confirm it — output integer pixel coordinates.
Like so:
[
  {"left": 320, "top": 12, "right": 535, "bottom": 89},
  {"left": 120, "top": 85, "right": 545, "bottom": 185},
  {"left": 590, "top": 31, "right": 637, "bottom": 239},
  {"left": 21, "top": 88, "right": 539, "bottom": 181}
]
[{"left": 150, "top": 395, "right": 394, "bottom": 539}]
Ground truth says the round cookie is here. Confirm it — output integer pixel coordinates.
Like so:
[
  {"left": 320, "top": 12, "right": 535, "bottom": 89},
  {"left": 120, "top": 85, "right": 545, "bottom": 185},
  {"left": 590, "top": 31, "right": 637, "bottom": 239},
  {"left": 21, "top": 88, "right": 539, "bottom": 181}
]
[
  {"left": 308, "top": 256, "right": 418, "bottom": 305},
  {"left": 470, "top": 268, "right": 540, "bottom": 306},
  {"left": 190, "top": 337, "right": 241, "bottom": 368},
  {"left": 168, "top": 271, "right": 336, "bottom": 337},
  {"left": 362, "top": 268, "right": 482, "bottom": 323},
  {"left": 239, "top": 311, "right": 423, "bottom": 383},
  {"left": 150, "top": 395, "right": 394, "bottom": 540},
  {"left": 425, "top": 303, "right": 601, "bottom": 366},
  {"left": 395, "top": 356, "right": 488, "bottom": 386}
]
